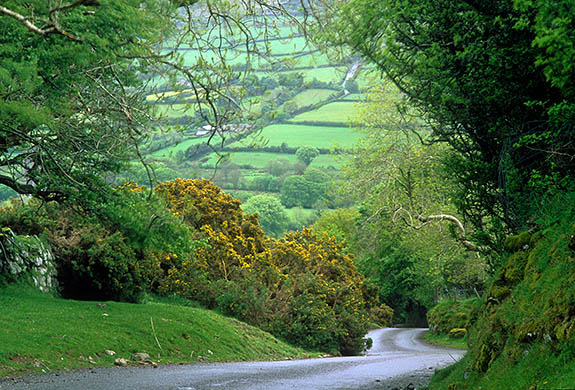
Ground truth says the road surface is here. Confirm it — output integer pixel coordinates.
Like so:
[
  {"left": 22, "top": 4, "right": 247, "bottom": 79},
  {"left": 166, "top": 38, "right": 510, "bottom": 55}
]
[{"left": 0, "top": 328, "right": 464, "bottom": 390}]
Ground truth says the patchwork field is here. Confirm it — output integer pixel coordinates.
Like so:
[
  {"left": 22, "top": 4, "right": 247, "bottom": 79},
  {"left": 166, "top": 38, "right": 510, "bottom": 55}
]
[
  {"left": 201, "top": 151, "right": 343, "bottom": 169},
  {"left": 135, "top": 15, "right": 371, "bottom": 232},
  {"left": 228, "top": 124, "right": 359, "bottom": 149},
  {"left": 289, "top": 101, "right": 358, "bottom": 124}
]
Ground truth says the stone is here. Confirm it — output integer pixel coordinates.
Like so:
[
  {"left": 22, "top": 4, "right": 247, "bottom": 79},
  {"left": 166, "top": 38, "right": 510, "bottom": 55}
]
[
  {"left": 448, "top": 328, "right": 467, "bottom": 339},
  {"left": 114, "top": 358, "right": 129, "bottom": 367},
  {"left": 104, "top": 350, "right": 116, "bottom": 356},
  {"left": 131, "top": 352, "right": 151, "bottom": 362}
]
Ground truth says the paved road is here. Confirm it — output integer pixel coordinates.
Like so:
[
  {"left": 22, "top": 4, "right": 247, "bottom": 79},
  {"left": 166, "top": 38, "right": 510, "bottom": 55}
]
[{"left": 0, "top": 328, "right": 464, "bottom": 390}]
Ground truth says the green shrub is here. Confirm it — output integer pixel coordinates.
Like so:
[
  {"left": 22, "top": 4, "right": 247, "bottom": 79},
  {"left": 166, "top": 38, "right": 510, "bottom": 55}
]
[
  {"left": 48, "top": 219, "right": 146, "bottom": 303},
  {"left": 449, "top": 328, "right": 467, "bottom": 339},
  {"left": 427, "top": 299, "right": 479, "bottom": 335},
  {"left": 0, "top": 184, "right": 200, "bottom": 303}
]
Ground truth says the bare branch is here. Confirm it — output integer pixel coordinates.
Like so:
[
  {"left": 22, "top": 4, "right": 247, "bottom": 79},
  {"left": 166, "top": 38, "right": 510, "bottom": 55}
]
[
  {"left": 0, "top": 2, "right": 99, "bottom": 41},
  {"left": 0, "top": 6, "right": 49, "bottom": 36},
  {"left": 393, "top": 207, "right": 486, "bottom": 252}
]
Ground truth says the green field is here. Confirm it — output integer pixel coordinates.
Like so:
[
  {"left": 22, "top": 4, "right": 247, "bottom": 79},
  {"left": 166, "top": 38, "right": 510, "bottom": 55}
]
[
  {"left": 287, "top": 89, "right": 337, "bottom": 107},
  {"left": 262, "top": 36, "right": 310, "bottom": 55},
  {"left": 302, "top": 67, "right": 346, "bottom": 82},
  {"left": 139, "top": 17, "right": 367, "bottom": 190},
  {"left": 149, "top": 136, "right": 221, "bottom": 159},
  {"left": 155, "top": 104, "right": 197, "bottom": 118},
  {"left": 201, "top": 151, "right": 343, "bottom": 169},
  {"left": 0, "top": 284, "right": 316, "bottom": 377},
  {"left": 289, "top": 101, "right": 359, "bottom": 124},
  {"left": 229, "top": 124, "right": 359, "bottom": 149}
]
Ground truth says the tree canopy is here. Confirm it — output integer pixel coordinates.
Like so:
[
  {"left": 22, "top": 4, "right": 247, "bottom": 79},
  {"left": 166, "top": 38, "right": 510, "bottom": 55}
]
[
  {"left": 0, "top": 0, "right": 174, "bottom": 200},
  {"left": 325, "top": 0, "right": 575, "bottom": 240},
  {"left": 0, "top": 0, "right": 296, "bottom": 201}
]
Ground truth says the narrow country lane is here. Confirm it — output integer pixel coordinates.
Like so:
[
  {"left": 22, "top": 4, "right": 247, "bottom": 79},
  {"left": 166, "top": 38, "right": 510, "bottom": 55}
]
[{"left": 0, "top": 329, "right": 464, "bottom": 390}]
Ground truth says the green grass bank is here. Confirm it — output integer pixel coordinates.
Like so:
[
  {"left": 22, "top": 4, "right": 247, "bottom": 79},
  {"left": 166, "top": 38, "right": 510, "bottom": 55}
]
[
  {"left": 426, "top": 192, "right": 575, "bottom": 390},
  {"left": 0, "top": 284, "right": 318, "bottom": 378}
]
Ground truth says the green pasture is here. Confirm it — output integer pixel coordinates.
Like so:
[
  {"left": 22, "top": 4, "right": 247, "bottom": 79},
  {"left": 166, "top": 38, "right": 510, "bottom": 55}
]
[
  {"left": 201, "top": 151, "right": 343, "bottom": 169},
  {"left": 258, "top": 35, "right": 310, "bottom": 55},
  {"left": 288, "top": 89, "right": 337, "bottom": 107},
  {"left": 149, "top": 135, "right": 222, "bottom": 159},
  {"left": 229, "top": 124, "right": 359, "bottom": 149},
  {"left": 303, "top": 66, "right": 346, "bottom": 82},
  {"left": 289, "top": 102, "right": 359, "bottom": 124},
  {"left": 155, "top": 104, "right": 197, "bottom": 118}
]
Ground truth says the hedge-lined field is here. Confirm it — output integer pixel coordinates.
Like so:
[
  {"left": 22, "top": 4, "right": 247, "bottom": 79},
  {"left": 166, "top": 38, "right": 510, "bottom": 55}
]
[
  {"left": 229, "top": 124, "right": 359, "bottom": 149},
  {"left": 201, "top": 151, "right": 343, "bottom": 169},
  {"left": 289, "top": 101, "right": 358, "bottom": 124}
]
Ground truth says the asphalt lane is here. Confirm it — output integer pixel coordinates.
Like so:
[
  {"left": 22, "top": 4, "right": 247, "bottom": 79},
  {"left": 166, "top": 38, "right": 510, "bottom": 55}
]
[{"left": 0, "top": 328, "right": 464, "bottom": 390}]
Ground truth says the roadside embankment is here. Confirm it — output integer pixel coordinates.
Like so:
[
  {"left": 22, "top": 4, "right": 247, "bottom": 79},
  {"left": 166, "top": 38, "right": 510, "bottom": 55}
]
[{"left": 0, "top": 284, "right": 317, "bottom": 378}]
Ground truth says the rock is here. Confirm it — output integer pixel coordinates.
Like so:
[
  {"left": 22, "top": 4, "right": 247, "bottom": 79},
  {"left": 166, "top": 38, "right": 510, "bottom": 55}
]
[
  {"left": 138, "top": 360, "right": 158, "bottom": 367},
  {"left": 114, "top": 358, "right": 129, "bottom": 367},
  {"left": 197, "top": 356, "right": 208, "bottom": 362},
  {"left": 448, "top": 328, "right": 467, "bottom": 339},
  {"left": 104, "top": 350, "right": 116, "bottom": 356},
  {"left": 406, "top": 384, "right": 415, "bottom": 390},
  {"left": 131, "top": 352, "right": 151, "bottom": 362}
]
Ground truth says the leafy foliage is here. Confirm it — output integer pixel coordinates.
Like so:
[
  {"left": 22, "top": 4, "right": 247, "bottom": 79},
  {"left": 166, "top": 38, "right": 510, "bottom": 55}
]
[
  {"left": 153, "top": 178, "right": 378, "bottom": 354},
  {"left": 427, "top": 299, "right": 479, "bottom": 335},
  {"left": 326, "top": 0, "right": 575, "bottom": 241},
  {"left": 0, "top": 185, "right": 200, "bottom": 303},
  {"left": 428, "top": 191, "right": 575, "bottom": 389},
  {"left": 318, "top": 85, "right": 488, "bottom": 324},
  {"left": 0, "top": 0, "right": 174, "bottom": 200},
  {"left": 269, "top": 228, "right": 379, "bottom": 355},
  {"left": 242, "top": 194, "right": 289, "bottom": 238},
  {"left": 296, "top": 146, "right": 320, "bottom": 166}
]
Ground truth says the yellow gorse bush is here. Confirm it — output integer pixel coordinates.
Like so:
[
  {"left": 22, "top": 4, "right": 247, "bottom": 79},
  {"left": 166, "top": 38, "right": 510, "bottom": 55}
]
[{"left": 154, "top": 178, "right": 384, "bottom": 355}]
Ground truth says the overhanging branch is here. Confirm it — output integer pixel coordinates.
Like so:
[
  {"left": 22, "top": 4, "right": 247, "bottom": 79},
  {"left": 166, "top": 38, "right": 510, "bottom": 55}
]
[{"left": 393, "top": 207, "right": 486, "bottom": 252}]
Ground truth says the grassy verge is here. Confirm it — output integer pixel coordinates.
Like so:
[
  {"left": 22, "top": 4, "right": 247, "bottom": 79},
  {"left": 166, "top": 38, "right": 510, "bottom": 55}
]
[
  {"left": 426, "top": 342, "right": 575, "bottom": 390},
  {"left": 0, "top": 284, "right": 318, "bottom": 378},
  {"left": 423, "top": 332, "right": 467, "bottom": 350}
]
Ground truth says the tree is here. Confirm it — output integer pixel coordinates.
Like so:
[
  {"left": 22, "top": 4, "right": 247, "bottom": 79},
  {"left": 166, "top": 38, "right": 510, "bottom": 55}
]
[
  {"left": 243, "top": 194, "right": 289, "bottom": 237},
  {"left": 266, "top": 159, "right": 291, "bottom": 177},
  {"left": 0, "top": 0, "right": 175, "bottom": 200},
  {"left": 332, "top": 84, "right": 488, "bottom": 322},
  {"left": 295, "top": 146, "right": 320, "bottom": 166},
  {"left": 281, "top": 175, "right": 324, "bottom": 208},
  {"left": 0, "top": 0, "right": 298, "bottom": 201},
  {"left": 325, "top": 0, "right": 575, "bottom": 240},
  {"left": 312, "top": 208, "right": 360, "bottom": 244}
]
